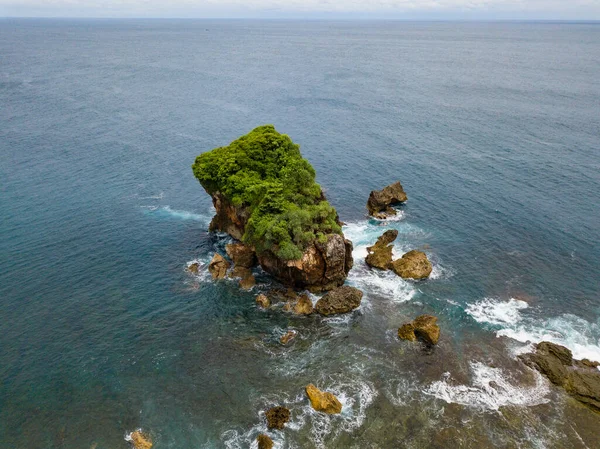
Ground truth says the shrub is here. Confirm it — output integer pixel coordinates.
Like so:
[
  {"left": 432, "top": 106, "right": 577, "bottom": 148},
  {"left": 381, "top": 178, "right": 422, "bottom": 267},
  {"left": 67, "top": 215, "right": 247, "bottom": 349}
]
[{"left": 192, "top": 125, "right": 341, "bottom": 260}]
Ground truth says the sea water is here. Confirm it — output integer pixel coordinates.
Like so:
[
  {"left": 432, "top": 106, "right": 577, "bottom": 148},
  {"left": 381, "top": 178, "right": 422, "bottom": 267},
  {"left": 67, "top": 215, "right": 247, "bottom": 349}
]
[{"left": 1, "top": 19, "right": 599, "bottom": 448}]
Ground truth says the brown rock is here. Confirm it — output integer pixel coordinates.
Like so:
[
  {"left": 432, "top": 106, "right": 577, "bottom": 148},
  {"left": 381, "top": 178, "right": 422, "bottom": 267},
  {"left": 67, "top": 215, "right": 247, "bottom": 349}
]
[
  {"left": 389, "top": 250, "right": 432, "bottom": 279},
  {"left": 257, "top": 434, "right": 273, "bottom": 449},
  {"left": 239, "top": 274, "right": 256, "bottom": 290},
  {"left": 188, "top": 262, "right": 199, "bottom": 274},
  {"left": 294, "top": 294, "right": 314, "bottom": 315},
  {"left": 208, "top": 253, "right": 230, "bottom": 279},
  {"left": 519, "top": 341, "right": 600, "bottom": 413},
  {"left": 314, "top": 286, "right": 363, "bottom": 316},
  {"left": 265, "top": 406, "right": 290, "bottom": 430},
  {"left": 225, "top": 242, "right": 257, "bottom": 268},
  {"left": 398, "top": 315, "right": 440, "bottom": 345},
  {"left": 129, "top": 431, "right": 152, "bottom": 449},
  {"left": 365, "top": 229, "right": 398, "bottom": 270},
  {"left": 280, "top": 330, "right": 297, "bottom": 345},
  {"left": 256, "top": 294, "right": 270, "bottom": 308},
  {"left": 305, "top": 384, "right": 342, "bottom": 414},
  {"left": 367, "top": 181, "right": 407, "bottom": 217}
]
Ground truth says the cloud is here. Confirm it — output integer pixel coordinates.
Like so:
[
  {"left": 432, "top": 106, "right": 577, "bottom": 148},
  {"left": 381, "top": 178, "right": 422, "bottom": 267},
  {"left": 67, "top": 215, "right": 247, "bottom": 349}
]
[{"left": 1, "top": 0, "right": 599, "bottom": 18}]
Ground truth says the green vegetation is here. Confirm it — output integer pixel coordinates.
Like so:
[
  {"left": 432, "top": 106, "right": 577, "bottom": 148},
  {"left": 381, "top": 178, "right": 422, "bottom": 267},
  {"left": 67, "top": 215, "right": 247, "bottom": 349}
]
[{"left": 193, "top": 125, "right": 341, "bottom": 260}]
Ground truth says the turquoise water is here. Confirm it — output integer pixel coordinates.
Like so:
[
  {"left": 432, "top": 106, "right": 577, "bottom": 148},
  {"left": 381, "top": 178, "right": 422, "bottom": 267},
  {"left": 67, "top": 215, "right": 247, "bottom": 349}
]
[{"left": 1, "top": 19, "right": 600, "bottom": 448}]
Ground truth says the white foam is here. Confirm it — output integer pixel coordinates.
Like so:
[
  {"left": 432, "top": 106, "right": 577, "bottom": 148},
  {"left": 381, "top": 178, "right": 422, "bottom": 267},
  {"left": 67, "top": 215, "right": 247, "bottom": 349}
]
[
  {"left": 466, "top": 297, "right": 529, "bottom": 326},
  {"left": 143, "top": 205, "right": 210, "bottom": 223},
  {"left": 466, "top": 298, "right": 600, "bottom": 364},
  {"left": 424, "top": 362, "right": 550, "bottom": 411}
]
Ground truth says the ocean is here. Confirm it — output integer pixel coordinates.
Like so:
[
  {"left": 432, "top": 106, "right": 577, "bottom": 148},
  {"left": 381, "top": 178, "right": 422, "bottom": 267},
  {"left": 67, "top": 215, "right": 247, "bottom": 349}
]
[{"left": 1, "top": 19, "right": 599, "bottom": 448}]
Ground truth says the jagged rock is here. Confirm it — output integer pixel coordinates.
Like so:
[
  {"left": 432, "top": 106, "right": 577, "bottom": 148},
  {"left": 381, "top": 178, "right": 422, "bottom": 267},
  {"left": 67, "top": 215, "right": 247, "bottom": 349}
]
[
  {"left": 256, "top": 294, "right": 270, "bottom": 308},
  {"left": 280, "top": 330, "right": 297, "bottom": 345},
  {"left": 389, "top": 250, "right": 432, "bottom": 279},
  {"left": 365, "top": 229, "right": 398, "bottom": 269},
  {"left": 265, "top": 406, "right": 290, "bottom": 430},
  {"left": 519, "top": 341, "right": 600, "bottom": 413},
  {"left": 283, "top": 293, "right": 314, "bottom": 315},
  {"left": 305, "top": 384, "right": 342, "bottom": 414},
  {"left": 208, "top": 253, "right": 230, "bottom": 279},
  {"left": 315, "top": 286, "right": 363, "bottom": 316},
  {"left": 129, "top": 431, "right": 152, "bottom": 449},
  {"left": 225, "top": 242, "right": 257, "bottom": 268},
  {"left": 239, "top": 274, "right": 256, "bottom": 290},
  {"left": 367, "top": 181, "right": 407, "bottom": 217},
  {"left": 229, "top": 266, "right": 255, "bottom": 290},
  {"left": 398, "top": 315, "right": 440, "bottom": 345},
  {"left": 208, "top": 192, "right": 249, "bottom": 241},
  {"left": 188, "top": 262, "right": 199, "bottom": 274},
  {"left": 257, "top": 434, "right": 273, "bottom": 449}
]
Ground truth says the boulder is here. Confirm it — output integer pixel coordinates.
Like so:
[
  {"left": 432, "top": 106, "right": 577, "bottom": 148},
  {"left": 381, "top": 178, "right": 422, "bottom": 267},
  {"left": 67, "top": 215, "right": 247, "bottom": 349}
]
[
  {"left": 367, "top": 181, "right": 407, "bottom": 217},
  {"left": 398, "top": 315, "right": 440, "bottom": 345},
  {"left": 188, "top": 262, "right": 199, "bottom": 274},
  {"left": 129, "top": 431, "right": 152, "bottom": 449},
  {"left": 280, "top": 330, "right": 297, "bottom": 345},
  {"left": 225, "top": 242, "right": 257, "bottom": 268},
  {"left": 256, "top": 294, "right": 270, "bottom": 308},
  {"left": 229, "top": 266, "right": 255, "bottom": 290},
  {"left": 239, "top": 274, "right": 256, "bottom": 290},
  {"left": 389, "top": 250, "right": 432, "bottom": 279},
  {"left": 257, "top": 434, "right": 273, "bottom": 449},
  {"left": 519, "top": 341, "right": 600, "bottom": 413},
  {"left": 283, "top": 293, "right": 314, "bottom": 315},
  {"left": 314, "top": 286, "right": 363, "bottom": 316},
  {"left": 365, "top": 229, "right": 398, "bottom": 270},
  {"left": 208, "top": 253, "right": 230, "bottom": 279},
  {"left": 305, "top": 384, "right": 342, "bottom": 414},
  {"left": 265, "top": 406, "right": 290, "bottom": 430}
]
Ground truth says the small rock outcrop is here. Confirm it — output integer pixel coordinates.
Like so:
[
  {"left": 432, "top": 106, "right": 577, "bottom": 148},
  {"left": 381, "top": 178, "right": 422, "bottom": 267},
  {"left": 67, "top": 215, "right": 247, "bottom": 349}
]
[
  {"left": 225, "top": 242, "right": 257, "bottom": 268},
  {"left": 129, "top": 431, "right": 152, "bottom": 449},
  {"left": 283, "top": 293, "right": 314, "bottom": 315},
  {"left": 367, "top": 181, "right": 407, "bottom": 218},
  {"left": 188, "top": 262, "right": 199, "bottom": 274},
  {"left": 265, "top": 406, "right": 291, "bottom": 430},
  {"left": 280, "top": 330, "right": 297, "bottom": 345},
  {"left": 229, "top": 266, "right": 256, "bottom": 290},
  {"left": 365, "top": 229, "right": 398, "bottom": 269},
  {"left": 398, "top": 315, "right": 440, "bottom": 345},
  {"left": 257, "top": 434, "right": 274, "bottom": 449},
  {"left": 389, "top": 250, "right": 432, "bottom": 279},
  {"left": 519, "top": 341, "right": 600, "bottom": 413},
  {"left": 256, "top": 294, "right": 270, "bottom": 308},
  {"left": 305, "top": 384, "right": 342, "bottom": 414},
  {"left": 314, "top": 286, "right": 363, "bottom": 316},
  {"left": 208, "top": 253, "right": 230, "bottom": 279}
]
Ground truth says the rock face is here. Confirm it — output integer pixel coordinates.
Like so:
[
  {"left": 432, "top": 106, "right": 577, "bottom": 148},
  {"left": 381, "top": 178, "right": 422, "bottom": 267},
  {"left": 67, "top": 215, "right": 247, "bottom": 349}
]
[
  {"left": 265, "top": 406, "right": 291, "bottom": 430},
  {"left": 367, "top": 181, "right": 407, "bottom": 218},
  {"left": 305, "top": 384, "right": 342, "bottom": 414},
  {"left": 365, "top": 229, "right": 398, "bottom": 269},
  {"left": 315, "top": 286, "right": 363, "bottom": 316},
  {"left": 519, "top": 342, "right": 600, "bottom": 413},
  {"left": 257, "top": 434, "right": 273, "bottom": 449},
  {"left": 208, "top": 253, "right": 230, "bottom": 279},
  {"left": 209, "top": 193, "right": 249, "bottom": 241},
  {"left": 129, "top": 431, "right": 152, "bottom": 449},
  {"left": 398, "top": 315, "right": 440, "bottom": 345},
  {"left": 389, "top": 250, "right": 432, "bottom": 279},
  {"left": 258, "top": 235, "right": 354, "bottom": 292},
  {"left": 225, "top": 242, "right": 257, "bottom": 268}
]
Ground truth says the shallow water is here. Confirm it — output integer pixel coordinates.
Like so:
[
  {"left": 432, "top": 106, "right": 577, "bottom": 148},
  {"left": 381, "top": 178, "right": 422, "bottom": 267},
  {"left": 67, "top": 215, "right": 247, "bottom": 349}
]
[{"left": 1, "top": 19, "right": 600, "bottom": 448}]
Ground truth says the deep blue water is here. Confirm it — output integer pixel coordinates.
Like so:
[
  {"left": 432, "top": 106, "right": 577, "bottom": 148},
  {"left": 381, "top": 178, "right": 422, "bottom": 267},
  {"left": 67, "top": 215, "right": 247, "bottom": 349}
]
[{"left": 1, "top": 19, "right": 600, "bottom": 448}]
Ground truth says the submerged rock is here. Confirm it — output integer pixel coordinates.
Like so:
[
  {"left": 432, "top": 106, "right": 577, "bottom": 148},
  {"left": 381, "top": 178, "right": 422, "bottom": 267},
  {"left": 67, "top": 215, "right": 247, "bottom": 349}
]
[
  {"left": 367, "top": 181, "right": 407, "bottom": 218},
  {"left": 314, "top": 286, "right": 363, "bottom": 316},
  {"left": 265, "top": 406, "right": 290, "bottom": 430},
  {"left": 257, "top": 434, "right": 273, "bottom": 449},
  {"left": 256, "top": 293, "right": 270, "bottom": 308},
  {"left": 280, "top": 329, "right": 297, "bottom": 345},
  {"left": 398, "top": 315, "right": 440, "bottom": 345},
  {"left": 365, "top": 229, "right": 398, "bottom": 269},
  {"left": 305, "top": 384, "right": 342, "bottom": 414},
  {"left": 208, "top": 253, "right": 230, "bottom": 279},
  {"left": 225, "top": 242, "right": 257, "bottom": 268},
  {"left": 389, "top": 250, "right": 432, "bottom": 279},
  {"left": 129, "top": 430, "right": 152, "bottom": 449},
  {"left": 519, "top": 341, "right": 600, "bottom": 413}
]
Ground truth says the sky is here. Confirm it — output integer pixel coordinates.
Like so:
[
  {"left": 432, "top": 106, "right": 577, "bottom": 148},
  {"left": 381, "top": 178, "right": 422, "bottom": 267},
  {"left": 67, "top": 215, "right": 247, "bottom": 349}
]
[{"left": 1, "top": 0, "right": 600, "bottom": 20}]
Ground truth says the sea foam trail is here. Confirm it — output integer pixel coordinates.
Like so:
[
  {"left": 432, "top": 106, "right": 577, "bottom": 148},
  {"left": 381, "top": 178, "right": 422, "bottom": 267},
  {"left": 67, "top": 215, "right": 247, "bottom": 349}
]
[
  {"left": 142, "top": 205, "right": 211, "bottom": 224},
  {"left": 466, "top": 297, "right": 600, "bottom": 364},
  {"left": 424, "top": 362, "right": 550, "bottom": 411}
]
